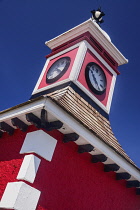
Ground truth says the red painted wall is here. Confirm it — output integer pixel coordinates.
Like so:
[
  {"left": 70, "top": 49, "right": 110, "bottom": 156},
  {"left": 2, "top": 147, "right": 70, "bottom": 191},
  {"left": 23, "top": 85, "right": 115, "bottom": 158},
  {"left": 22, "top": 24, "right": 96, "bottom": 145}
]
[{"left": 0, "top": 126, "right": 140, "bottom": 210}]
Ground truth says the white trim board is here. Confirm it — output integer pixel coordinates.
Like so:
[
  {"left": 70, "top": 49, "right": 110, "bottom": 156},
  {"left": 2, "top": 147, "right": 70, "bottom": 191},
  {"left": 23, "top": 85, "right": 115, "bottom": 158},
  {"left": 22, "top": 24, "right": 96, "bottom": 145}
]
[{"left": 0, "top": 98, "right": 46, "bottom": 122}]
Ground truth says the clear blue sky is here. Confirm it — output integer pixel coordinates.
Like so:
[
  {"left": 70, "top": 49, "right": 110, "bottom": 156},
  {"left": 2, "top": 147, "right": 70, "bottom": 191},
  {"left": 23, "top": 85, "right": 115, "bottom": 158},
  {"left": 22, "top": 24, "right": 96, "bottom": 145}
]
[{"left": 0, "top": 0, "right": 140, "bottom": 167}]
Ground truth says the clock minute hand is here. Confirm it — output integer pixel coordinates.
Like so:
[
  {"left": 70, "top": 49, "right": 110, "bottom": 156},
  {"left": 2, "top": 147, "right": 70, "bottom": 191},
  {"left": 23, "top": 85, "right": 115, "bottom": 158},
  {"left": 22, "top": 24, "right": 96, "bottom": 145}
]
[{"left": 91, "top": 71, "right": 100, "bottom": 91}]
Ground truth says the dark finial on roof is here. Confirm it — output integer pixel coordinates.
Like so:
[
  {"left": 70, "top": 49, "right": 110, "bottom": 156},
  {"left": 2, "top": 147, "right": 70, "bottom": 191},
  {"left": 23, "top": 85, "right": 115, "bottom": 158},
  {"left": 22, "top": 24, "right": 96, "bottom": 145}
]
[{"left": 91, "top": 8, "right": 105, "bottom": 25}]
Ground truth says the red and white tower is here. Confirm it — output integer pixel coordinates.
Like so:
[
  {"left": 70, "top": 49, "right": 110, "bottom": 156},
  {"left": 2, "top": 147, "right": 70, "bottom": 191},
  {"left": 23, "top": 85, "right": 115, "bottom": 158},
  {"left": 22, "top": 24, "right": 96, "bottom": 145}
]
[{"left": 0, "top": 16, "right": 140, "bottom": 210}]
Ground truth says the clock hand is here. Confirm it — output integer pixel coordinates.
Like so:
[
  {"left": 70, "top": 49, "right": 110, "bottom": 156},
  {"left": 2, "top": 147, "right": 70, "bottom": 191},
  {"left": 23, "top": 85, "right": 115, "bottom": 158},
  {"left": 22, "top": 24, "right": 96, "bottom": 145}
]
[
  {"left": 90, "top": 70, "right": 97, "bottom": 83},
  {"left": 57, "top": 66, "right": 64, "bottom": 71},
  {"left": 91, "top": 70, "right": 101, "bottom": 91}
]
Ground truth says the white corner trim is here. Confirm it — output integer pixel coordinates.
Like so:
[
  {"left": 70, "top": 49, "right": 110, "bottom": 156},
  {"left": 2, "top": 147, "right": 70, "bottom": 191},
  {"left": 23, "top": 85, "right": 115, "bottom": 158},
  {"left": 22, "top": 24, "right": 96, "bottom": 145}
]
[
  {"left": 106, "top": 74, "right": 117, "bottom": 111},
  {"left": 0, "top": 181, "right": 41, "bottom": 210},
  {"left": 44, "top": 99, "right": 140, "bottom": 181},
  {"left": 69, "top": 41, "right": 87, "bottom": 81},
  {"left": 17, "top": 154, "right": 41, "bottom": 183},
  {"left": 20, "top": 130, "right": 57, "bottom": 161}
]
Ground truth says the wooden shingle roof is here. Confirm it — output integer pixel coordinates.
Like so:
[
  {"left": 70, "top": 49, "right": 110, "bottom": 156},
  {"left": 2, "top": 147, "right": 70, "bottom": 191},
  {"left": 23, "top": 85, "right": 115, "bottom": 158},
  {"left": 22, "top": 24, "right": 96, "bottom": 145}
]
[{"left": 47, "top": 86, "right": 136, "bottom": 168}]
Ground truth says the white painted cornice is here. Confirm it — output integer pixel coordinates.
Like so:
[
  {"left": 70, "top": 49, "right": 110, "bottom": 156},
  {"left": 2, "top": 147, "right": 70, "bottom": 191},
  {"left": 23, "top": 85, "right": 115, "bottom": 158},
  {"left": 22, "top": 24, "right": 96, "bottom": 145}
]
[
  {"left": 45, "top": 19, "right": 128, "bottom": 66},
  {"left": 0, "top": 98, "right": 46, "bottom": 122},
  {"left": 0, "top": 97, "right": 139, "bottom": 181}
]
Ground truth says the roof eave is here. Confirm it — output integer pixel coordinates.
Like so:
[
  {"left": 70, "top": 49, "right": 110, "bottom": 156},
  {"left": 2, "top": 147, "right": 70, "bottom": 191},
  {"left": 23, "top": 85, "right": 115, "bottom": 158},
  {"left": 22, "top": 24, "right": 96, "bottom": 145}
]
[{"left": 45, "top": 19, "right": 128, "bottom": 66}]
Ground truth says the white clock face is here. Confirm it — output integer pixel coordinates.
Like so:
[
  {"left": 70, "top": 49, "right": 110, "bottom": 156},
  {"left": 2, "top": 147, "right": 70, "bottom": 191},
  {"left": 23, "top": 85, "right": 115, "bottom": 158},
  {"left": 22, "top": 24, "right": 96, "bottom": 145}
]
[
  {"left": 46, "top": 57, "right": 71, "bottom": 83},
  {"left": 85, "top": 62, "right": 107, "bottom": 95}
]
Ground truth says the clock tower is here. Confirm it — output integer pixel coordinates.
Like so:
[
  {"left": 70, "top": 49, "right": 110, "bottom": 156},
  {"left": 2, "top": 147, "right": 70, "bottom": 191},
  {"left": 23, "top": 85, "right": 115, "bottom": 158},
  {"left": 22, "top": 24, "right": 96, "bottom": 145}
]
[
  {"left": 1, "top": 12, "right": 140, "bottom": 210},
  {"left": 31, "top": 18, "right": 128, "bottom": 116}
]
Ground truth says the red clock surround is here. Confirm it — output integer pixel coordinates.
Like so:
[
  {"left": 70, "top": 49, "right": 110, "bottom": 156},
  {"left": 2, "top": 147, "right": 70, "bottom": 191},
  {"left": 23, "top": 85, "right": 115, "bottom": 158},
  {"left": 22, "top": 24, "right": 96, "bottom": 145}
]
[
  {"left": 78, "top": 50, "right": 113, "bottom": 106},
  {"left": 38, "top": 47, "right": 78, "bottom": 90}
]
